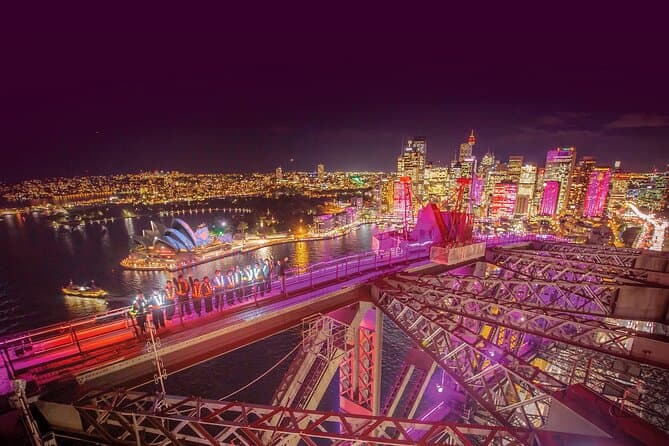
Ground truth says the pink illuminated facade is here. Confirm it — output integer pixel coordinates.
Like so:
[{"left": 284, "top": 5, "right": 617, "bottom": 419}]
[
  {"left": 491, "top": 182, "right": 518, "bottom": 218},
  {"left": 539, "top": 180, "right": 560, "bottom": 216},
  {"left": 583, "top": 167, "right": 611, "bottom": 217}
]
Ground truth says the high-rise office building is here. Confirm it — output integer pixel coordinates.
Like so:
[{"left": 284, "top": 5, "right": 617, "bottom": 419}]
[
  {"left": 317, "top": 164, "right": 325, "bottom": 182},
  {"left": 507, "top": 155, "right": 524, "bottom": 183},
  {"left": 425, "top": 165, "right": 449, "bottom": 202},
  {"left": 607, "top": 172, "right": 630, "bottom": 213},
  {"left": 275, "top": 167, "right": 283, "bottom": 181},
  {"left": 539, "top": 180, "right": 561, "bottom": 216},
  {"left": 543, "top": 147, "right": 576, "bottom": 215},
  {"left": 459, "top": 130, "right": 476, "bottom": 162},
  {"left": 568, "top": 156, "right": 597, "bottom": 215},
  {"left": 582, "top": 167, "right": 611, "bottom": 218},
  {"left": 516, "top": 164, "right": 537, "bottom": 216},
  {"left": 397, "top": 137, "right": 427, "bottom": 199},
  {"left": 491, "top": 181, "right": 518, "bottom": 219}
]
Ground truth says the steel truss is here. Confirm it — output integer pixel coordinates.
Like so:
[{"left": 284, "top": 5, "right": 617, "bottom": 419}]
[
  {"left": 74, "top": 389, "right": 533, "bottom": 446},
  {"left": 490, "top": 248, "right": 657, "bottom": 284},
  {"left": 537, "top": 241, "right": 644, "bottom": 258},
  {"left": 382, "top": 276, "right": 668, "bottom": 368},
  {"left": 377, "top": 275, "right": 669, "bottom": 432},
  {"left": 271, "top": 316, "right": 347, "bottom": 409},
  {"left": 413, "top": 274, "right": 621, "bottom": 316},
  {"left": 534, "top": 343, "right": 669, "bottom": 432},
  {"left": 375, "top": 289, "right": 566, "bottom": 432}
]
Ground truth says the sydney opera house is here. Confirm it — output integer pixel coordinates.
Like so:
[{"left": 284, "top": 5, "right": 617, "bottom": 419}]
[
  {"left": 133, "top": 218, "right": 215, "bottom": 253},
  {"left": 121, "top": 219, "right": 231, "bottom": 270}
]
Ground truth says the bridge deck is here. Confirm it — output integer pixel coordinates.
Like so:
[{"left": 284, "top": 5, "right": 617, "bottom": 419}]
[{"left": 1, "top": 248, "right": 438, "bottom": 401}]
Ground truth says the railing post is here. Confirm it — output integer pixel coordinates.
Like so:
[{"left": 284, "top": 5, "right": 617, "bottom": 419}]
[
  {"left": 70, "top": 325, "right": 83, "bottom": 355},
  {"left": 1, "top": 347, "right": 16, "bottom": 380},
  {"left": 344, "top": 260, "right": 348, "bottom": 278},
  {"left": 388, "top": 249, "right": 392, "bottom": 267}
]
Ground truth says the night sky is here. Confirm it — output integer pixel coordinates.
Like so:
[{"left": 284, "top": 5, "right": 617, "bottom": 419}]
[{"left": 2, "top": 4, "right": 668, "bottom": 182}]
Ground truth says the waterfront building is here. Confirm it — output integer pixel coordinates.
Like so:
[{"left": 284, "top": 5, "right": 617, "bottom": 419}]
[
  {"left": 317, "top": 164, "right": 325, "bottom": 182},
  {"left": 582, "top": 167, "right": 611, "bottom": 218},
  {"left": 397, "top": 137, "right": 427, "bottom": 200},
  {"left": 275, "top": 167, "right": 283, "bottom": 181},
  {"left": 490, "top": 181, "right": 518, "bottom": 219},
  {"left": 543, "top": 147, "right": 576, "bottom": 215}
]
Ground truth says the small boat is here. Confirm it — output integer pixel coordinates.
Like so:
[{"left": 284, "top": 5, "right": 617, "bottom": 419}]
[{"left": 62, "top": 283, "right": 108, "bottom": 298}]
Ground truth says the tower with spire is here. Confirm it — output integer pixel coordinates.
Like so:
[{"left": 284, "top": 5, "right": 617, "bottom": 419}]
[{"left": 459, "top": 129, "right": 476, "bottom": 163}]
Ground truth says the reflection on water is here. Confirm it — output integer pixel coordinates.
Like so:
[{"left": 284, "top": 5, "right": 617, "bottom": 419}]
[
  {"left": 0, "top": 213, "right": 374, "bottom": 332},
  {"left": 293, "top": 241, "right": 309, "bottom": 269},
  {"left": 63, "top": 295, "right": 109, "bottom": 319},
  {"left": 123, "top": 217, "right": 135, "bottom": 236}
]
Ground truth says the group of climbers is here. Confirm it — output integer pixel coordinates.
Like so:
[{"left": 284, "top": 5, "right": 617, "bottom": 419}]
[{"left": 130, "top": 257, "right": 289, "bottom": 336}]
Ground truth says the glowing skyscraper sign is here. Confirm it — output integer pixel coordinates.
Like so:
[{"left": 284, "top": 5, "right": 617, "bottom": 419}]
[
  {"left": 539, "top": 181, "right": 560, "bottom": 216},
  {"left": 583, "top": 167, "right": 611, "bottom": 217}
]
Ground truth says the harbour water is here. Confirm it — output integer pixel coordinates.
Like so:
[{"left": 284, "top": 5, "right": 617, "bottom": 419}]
[
  {"left": 0, "top": 211, "right": 427, "bottom": 413},
  {"left": 0, "top": 211, "right": 374, "bottom": 333}
]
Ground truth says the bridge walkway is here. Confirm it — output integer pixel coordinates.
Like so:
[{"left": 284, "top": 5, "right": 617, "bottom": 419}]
[{"left": 1, "top": 247, "right": 433, "bottom": 400}]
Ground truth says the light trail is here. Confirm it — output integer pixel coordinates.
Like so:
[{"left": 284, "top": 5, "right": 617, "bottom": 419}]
[{"left": 626, "top": 202, "right": 668, "bottom": 251}]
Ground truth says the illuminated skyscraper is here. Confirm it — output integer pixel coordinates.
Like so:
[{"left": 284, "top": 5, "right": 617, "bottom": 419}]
[
  {"left": 516, "top": 164, "right": 537, "bottom": 216},
  {"left": 425, "top": 165, "right": 449, "bottom": 202},
  {"left": 491, "top": 181, "right": 518, "bottom": 219},
  {"left": 543, "top": 147, "right": 576, "bottom": 215},
  {"left": 459, "top": 130, "right": 475, "bottom": 162},
  {"left": 507, "top": 155, "right": 524, "bottom": 183},
  {"left": 539, "top": 180, "right": 560, "bottom": 216},
  {"left": 582, "top": 167, "right": 611, "bottom": 217},
  {"left": 607, "top": 172, "right": 631, "bottom": 213},
  {"left": 317, "top": 164, "right": 325, "bottom": 182},
  {"left": 275, "top": 167, "right": 283, "bottom": 181},
  {"left": 568, "top": 156, "right": 596, "bottom": 215},
  {"left": 397, "top": 137, "right": 427, "bottom": 199}
]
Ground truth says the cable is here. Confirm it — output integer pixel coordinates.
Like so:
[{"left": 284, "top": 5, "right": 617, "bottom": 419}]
[{"left": 218, "top": 340, "right": 303, "bottom": 401}]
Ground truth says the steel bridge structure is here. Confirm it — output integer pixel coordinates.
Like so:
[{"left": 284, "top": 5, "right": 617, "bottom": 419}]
[{"left": 5, "top": 239, "right": 669, "bottom": 445}]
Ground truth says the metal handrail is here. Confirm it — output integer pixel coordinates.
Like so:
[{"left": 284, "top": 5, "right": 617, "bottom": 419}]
[{"left": 0, "top": 233, "right": 560, "bottom": 379}]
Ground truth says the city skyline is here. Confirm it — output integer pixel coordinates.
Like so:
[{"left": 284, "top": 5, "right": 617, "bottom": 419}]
[{"left": 2, "top": 4, "right": 669, "bottom": 181}]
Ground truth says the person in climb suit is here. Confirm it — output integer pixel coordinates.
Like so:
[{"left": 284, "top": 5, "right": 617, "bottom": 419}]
[
  {"left": 164, "top": 280, "right": 176, "bottom": 321},
  {"left": 132, "top": 292, "right": 149, "bottom": 336},
  {"left": 149, "top": 290, "right": 166, "bottom": 329},
  {"left": 191, "top": 278, "right": 203, "bottom": 316},
  {"left": 202, "top": 276, "right": 214, "bottom": 313},
  {"left": 212, "top": 270, "right": 224, "bottom": 310},
  {"left": 176, "top": 274, "right": 191, "bottom": 316},
  {"left": 225, "top": 269, "right": 235, "bottom": 305}
]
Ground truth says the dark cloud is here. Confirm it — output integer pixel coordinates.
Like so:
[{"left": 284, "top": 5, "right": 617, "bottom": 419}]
[{"left": 606, "top": 114, "right": 669, "bottom": 129}]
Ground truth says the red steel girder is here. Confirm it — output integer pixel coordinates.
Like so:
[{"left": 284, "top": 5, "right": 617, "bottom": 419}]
[{"left": 74, "top": 389, "right": 534, "bottom": 446}]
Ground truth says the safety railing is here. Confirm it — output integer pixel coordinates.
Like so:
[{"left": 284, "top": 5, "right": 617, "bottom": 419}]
[{"left": 0, "top": 244, "right": 431, "bottom": 384}]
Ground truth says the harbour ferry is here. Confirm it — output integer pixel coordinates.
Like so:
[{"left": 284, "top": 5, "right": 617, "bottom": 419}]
[{"left": 62, "top": 282, "right": 108, "bottom": 298}]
